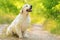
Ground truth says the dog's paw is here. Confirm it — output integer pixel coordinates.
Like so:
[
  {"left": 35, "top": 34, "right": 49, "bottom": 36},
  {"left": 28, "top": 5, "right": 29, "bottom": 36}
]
[{"left": 19, "top": 35, "right": 23, "bottom": 39}]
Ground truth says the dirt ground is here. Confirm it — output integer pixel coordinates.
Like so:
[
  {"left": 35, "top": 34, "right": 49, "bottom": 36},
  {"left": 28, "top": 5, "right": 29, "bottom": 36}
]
[{"left": 0, "top": 24, "right": 60, "bottom": 40}]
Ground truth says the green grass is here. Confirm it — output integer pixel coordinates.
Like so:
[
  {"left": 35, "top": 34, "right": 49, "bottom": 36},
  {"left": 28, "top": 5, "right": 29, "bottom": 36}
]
[{"left": 0, "top": 10, "right": 16, "bottom": 24}]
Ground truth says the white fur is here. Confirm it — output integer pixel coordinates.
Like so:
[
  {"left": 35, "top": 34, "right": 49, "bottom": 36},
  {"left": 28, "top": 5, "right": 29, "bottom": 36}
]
[{"left": 6, "top": 4, "right": 31, "bottom": 38}]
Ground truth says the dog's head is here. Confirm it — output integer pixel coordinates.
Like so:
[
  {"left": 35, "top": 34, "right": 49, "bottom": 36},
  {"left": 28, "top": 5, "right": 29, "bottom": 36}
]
[{"left": 22, "top": 4, "right": 32, "bottom": 12}]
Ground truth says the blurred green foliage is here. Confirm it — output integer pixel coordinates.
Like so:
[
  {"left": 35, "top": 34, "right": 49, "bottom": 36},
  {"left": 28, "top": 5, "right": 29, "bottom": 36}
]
[{"left": 0, "top": 0, "right": 60, "bottom": 35}]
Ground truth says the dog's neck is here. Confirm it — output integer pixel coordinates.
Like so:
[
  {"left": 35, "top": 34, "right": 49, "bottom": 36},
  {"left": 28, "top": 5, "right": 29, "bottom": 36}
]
[{"left": 20, "top": 10, "right": 29, "bottom": 18}]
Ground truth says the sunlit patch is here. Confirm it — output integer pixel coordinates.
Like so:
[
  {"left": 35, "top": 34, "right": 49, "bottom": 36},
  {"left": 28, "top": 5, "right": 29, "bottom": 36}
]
[
  {"left": 14, "top": 2, "right": 24, "bottom": 9},
  {"left": 43, "top": 19, "right": 57, "bottom": 32},
  {"left": 56, "top": 4, "right": 60, "bottom": 10}
]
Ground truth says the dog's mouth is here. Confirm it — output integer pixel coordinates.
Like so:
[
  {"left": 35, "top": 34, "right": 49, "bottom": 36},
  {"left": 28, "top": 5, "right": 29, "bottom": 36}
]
[
  {"left": 26, "top": 8, "right": 32, "bottom": 12},
  {"left": 26, "top": 6, "right": 32, "bottom": 12}
]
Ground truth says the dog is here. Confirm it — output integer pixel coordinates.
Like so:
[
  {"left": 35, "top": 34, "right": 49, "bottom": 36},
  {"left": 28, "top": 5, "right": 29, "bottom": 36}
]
[{"left": 6, "top": 4, "right": 32, "bottom": 38}]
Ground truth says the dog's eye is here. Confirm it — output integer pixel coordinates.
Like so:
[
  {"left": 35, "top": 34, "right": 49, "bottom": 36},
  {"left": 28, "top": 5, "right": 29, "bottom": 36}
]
[{"left": 26, "top": 5, "right": 28, "bottom": 7}]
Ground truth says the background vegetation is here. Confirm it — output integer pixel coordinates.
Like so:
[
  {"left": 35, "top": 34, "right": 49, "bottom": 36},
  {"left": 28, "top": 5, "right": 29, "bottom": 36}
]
[{"left": 0, "top": 0, "right": 60, "bottom": 35}]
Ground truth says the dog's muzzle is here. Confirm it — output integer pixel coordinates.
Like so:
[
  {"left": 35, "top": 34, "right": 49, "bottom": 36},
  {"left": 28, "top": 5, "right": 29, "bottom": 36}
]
[{"left": 26, "top": 5, "right": 32, "bottom": 12}]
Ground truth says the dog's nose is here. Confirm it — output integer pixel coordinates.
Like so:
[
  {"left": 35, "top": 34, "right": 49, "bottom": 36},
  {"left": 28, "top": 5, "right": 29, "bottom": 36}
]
[{"left": 30, "top": 5, "right": 32, "bottom": 9}]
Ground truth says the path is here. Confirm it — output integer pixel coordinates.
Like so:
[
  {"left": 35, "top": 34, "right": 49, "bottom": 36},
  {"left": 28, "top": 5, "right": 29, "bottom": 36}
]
[{"left": 0, "top": 24, "right": 60, "bottom": 40}]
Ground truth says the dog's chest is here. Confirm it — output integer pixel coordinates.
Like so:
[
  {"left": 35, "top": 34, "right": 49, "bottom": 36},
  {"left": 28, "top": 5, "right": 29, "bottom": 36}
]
[
  {"left": 21, "top": 16, "right": 30, "bottom": 27},
  {"left": 15, "top": 14, "right": 30, "bottom": 26}
]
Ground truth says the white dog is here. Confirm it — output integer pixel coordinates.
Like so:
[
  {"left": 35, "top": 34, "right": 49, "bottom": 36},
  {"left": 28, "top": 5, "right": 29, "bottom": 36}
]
[{"left": 6, "top": 4, "right": 32, "bottom": 38}]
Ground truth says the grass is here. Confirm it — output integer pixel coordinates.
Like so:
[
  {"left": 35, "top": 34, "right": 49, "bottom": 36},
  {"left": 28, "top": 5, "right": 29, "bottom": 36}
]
[{"left": 0, "top": 10, "right": 16, "bottom": 24}]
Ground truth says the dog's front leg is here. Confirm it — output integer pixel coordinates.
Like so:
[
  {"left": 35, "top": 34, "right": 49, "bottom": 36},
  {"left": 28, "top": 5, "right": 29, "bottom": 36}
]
[
  {"left": 15, "top": 26, "right": 23, "bottom": 38},
  {"left": 18, "top": 30, "right": 23, "bottom": 38},
  {"left": 6, "top": 26, "right": 13, "bottom": 36}
]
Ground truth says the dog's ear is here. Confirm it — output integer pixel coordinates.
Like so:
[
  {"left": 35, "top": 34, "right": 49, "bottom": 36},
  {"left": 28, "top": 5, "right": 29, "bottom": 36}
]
[
  {"left": 21, "top": 9, "right": 23, "bottom": 13},
  {"left": 20, "top": 9, "right": 23, "bottom": 14}
]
